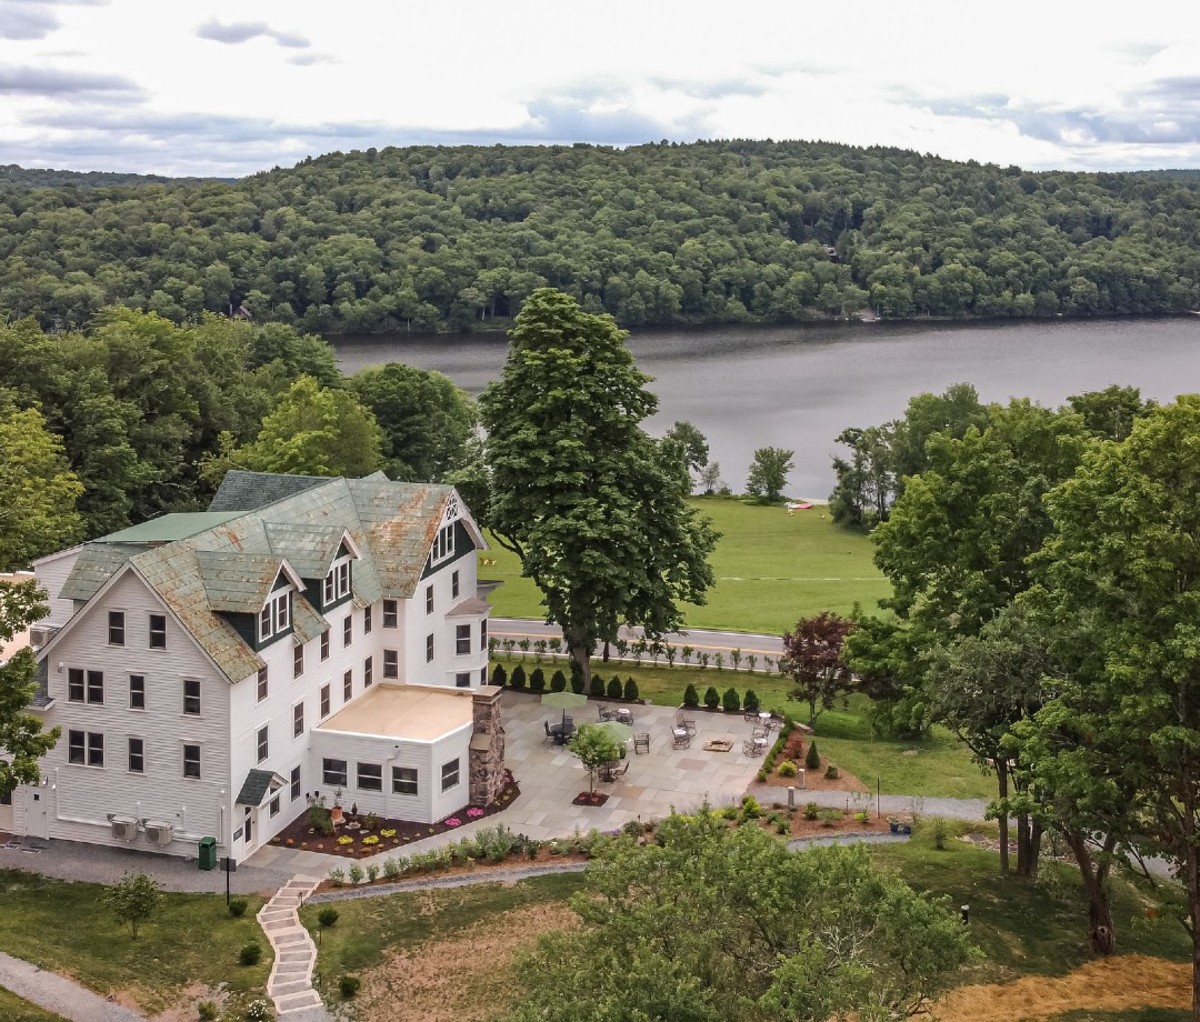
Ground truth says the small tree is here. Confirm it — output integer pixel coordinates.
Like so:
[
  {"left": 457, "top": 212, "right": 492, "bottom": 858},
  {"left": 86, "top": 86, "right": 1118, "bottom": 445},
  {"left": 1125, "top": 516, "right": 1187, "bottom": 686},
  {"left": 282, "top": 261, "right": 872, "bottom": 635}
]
[
  {"left": 746, "top": 654, "right": 758, "bottom": 674},
  {"left": 681, "top": 645, "right": 694, "bottom": 665},
  {"left": 704, "top": 686, "right": 720, "bottom": 710},
  {"left": 102, "top": 871, "right": 162, "bottom": 939},
  {"left": 806, "top": 740, "right": 821, "bottom": 771},
  {"left": 746, "top": 447, "right": 795, "bottom": 503},
  {"left": 730, "top": 648, "right": 742, "bottom": 671},
  {"left": 683, "top": 683, "right": 700, "bottom": 709},
  {"left": 781, "top": 612, "right": 856, "bottom": 725},
  {"left": 722, "top": 688, "right": 741, "bottom": 713},
  {"left": 550, "top": 669, "right": 567, "bottom": 692},
  {"left": 569, "top": 725, "right": 623, "bottom": 794}
]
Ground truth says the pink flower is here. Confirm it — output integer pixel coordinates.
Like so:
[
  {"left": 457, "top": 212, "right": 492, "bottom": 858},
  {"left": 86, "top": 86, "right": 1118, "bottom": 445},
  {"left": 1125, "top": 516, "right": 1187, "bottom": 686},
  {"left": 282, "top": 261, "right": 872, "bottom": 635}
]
[
  {"left": 445, "top": 817, "right": 461, "bottom": 827},
  {"left": 466, "top": 807, "right": 484, "bottom": 818}
]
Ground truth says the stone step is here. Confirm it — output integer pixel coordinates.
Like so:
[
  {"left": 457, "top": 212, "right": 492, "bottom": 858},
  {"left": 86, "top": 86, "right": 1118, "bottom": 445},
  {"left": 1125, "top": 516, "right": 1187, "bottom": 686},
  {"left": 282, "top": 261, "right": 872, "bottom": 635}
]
[
  {"left": 271, "top": 977, "right": 314, "bottom": 997},
  {"left": 273, "top": 931, "right": 311, "bottom": 947},
  {"left": 275, "top": 959, "right": 312, "bottom": 977},
  {"left": 278, "top": 949, "right": 312, "bottom": 964},
  {"left": 262, "top": 917, "right": 297, "bottom": 931},
  {"left": 274, "top": 989, "right": 324, "bottom": 1011}
]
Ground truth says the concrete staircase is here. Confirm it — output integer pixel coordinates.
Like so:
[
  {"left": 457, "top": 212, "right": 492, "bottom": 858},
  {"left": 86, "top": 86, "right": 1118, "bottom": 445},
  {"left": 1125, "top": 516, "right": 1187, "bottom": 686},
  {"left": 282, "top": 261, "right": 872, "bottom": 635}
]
[{"left": 256, "top": 875, "right": 331, "bottom": 1019}]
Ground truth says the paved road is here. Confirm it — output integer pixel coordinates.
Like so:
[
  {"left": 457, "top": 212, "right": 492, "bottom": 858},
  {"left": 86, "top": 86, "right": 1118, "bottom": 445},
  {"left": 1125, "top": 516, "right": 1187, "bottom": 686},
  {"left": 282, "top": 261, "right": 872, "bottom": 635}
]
[
  {"left": 0, "top": 951, "right": 144, "bottom": 1022},
  {"left": 492, "top": 618, "right": 784, "bottom": 661}
]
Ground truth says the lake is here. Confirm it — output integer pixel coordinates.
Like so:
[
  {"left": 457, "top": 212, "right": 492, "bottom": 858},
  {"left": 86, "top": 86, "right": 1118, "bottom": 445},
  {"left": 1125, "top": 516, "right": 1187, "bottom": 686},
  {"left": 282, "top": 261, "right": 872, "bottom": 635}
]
[{"left": 331, "top": 317, "right": 1200, "bottom": 500}]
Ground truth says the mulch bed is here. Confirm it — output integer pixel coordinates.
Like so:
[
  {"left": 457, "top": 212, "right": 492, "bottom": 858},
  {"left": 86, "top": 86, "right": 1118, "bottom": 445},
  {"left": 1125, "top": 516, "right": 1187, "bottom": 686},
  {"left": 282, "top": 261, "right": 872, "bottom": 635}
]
[
  {"left": 572, "top": 792, "right": 609, "bottom": 807},
  {"left": 269, "top": 775, "right": 521, "bottom": 859}
]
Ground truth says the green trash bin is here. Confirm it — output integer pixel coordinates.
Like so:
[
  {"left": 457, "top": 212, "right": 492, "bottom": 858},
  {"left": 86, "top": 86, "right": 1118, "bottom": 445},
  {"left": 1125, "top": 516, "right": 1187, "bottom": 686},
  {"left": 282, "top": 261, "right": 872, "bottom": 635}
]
[{"left": 198, "top": 836, "right": 217, "bottom": 871}]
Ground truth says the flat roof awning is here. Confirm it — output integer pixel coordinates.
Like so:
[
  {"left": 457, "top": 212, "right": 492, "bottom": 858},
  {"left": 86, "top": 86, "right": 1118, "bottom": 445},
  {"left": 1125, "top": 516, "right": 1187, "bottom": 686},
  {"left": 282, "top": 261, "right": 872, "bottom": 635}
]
[{"left": 319, "top": 684, "right": 475, "bottom": 742}]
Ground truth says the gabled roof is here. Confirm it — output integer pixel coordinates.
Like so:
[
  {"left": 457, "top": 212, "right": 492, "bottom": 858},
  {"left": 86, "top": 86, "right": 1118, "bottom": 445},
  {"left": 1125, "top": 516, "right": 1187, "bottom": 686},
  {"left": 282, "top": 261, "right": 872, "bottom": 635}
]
[
  {"left": 236, "top": 768, "right": 287, "bottom": 806},
  {"left": 44, "top": 474, "right": 476, "bottom": 685},
  {"left": 208, "top": 470, "right": 329, "bottom": 512}
]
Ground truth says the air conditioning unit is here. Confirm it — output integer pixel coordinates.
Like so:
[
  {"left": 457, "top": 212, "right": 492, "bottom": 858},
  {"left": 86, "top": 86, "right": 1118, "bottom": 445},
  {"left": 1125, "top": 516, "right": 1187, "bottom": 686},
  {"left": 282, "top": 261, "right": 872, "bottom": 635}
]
[
  {"left": 29, "top": 625, "right": 58, "bottom": 648},
  {"left": 144, "top": 820, "right": 174, "bottom": 846},
  {"left": 110, "top": 815, "right": 137, "bottom": 841}
]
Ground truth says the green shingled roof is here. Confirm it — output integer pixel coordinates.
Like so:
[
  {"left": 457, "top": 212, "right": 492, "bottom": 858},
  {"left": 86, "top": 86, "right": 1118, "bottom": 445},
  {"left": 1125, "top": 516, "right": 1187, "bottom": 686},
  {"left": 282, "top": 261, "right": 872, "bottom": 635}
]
[
  {"left": 98, "top": 512, "right": 246, "bottom": 544},
  {"left": 59, "top": 543, "right": 148, "bottom": 601},
  {"left": 236, "top": 768, "right": 285, "bottom": 806}
]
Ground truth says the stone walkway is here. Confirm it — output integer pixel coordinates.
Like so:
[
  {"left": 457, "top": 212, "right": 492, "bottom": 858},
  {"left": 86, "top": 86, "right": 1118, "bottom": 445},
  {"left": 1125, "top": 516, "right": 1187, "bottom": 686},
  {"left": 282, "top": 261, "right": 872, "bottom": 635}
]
[{"left": 256, "top": 875, "right": 331, "bottom": 1020}]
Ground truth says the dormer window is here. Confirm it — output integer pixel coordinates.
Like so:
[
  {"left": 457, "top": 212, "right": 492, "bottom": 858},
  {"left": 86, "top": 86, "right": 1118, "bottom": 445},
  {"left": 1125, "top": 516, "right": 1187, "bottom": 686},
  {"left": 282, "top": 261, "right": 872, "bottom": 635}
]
[
  {"left": 323, "top": 559, "right": 351, "bottom": 606},
  {"left": 431, "top": 523, "right": 455, "bottom": 565},
  {"left": 259, "top": 590, "right": 291, "bottom": 643}
]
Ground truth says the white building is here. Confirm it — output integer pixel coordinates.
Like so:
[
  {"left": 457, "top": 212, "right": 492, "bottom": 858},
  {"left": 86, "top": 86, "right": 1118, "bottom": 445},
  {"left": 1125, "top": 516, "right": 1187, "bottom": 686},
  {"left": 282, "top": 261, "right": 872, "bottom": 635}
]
[{"left": 6, "top": 471, "right": 507, "bottom": 862}]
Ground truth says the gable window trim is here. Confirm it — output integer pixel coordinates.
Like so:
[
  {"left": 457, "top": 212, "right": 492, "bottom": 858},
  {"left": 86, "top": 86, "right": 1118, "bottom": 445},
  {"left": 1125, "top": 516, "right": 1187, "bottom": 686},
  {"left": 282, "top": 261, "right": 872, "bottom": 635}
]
[
  {"left": 148, "top": 613, "right": 167, "bottom": 650},
  {"left": 431, "top": 522, "right": 455, "bottom": 566},
  {"left": 108, "top": 610, "right": 125, "bottom": 646},
  {"left": 323, "top": 558, "right": 352, "bottom": 608},
  {"left": 258, "top": 590, "right": 291, "bottom": 644}
]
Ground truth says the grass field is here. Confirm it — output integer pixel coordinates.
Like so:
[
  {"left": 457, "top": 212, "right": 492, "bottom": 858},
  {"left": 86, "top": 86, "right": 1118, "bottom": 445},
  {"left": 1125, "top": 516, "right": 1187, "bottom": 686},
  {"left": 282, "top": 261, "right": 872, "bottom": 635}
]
[
  {"left": 480, "top": 497, "right": 890, "bottom": 633},
  {"left": 0, "top": 871, "right": 269, "bottom": 1014}
]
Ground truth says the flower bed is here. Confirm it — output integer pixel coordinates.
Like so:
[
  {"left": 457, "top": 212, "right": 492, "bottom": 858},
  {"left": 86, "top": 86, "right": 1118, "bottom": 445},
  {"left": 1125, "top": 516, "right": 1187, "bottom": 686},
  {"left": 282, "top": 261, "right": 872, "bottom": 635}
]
[{"left": 269, "top": 772, "right": 520, "bottom": 859}]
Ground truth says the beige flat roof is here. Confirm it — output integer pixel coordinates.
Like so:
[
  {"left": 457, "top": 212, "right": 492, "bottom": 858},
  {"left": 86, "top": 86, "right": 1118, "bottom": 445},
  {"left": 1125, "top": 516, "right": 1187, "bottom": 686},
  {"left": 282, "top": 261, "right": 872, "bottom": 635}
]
[{"left": 318, "top": 684, "right": 474, "bottom": 742}]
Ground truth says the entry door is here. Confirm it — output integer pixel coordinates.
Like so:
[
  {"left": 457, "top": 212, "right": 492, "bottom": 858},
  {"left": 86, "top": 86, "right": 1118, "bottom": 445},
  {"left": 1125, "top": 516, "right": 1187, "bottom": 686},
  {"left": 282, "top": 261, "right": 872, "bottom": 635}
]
[
  {"left": 26, "top": 789, "right": 49, "bottom": 839},
  {"left": 243, "top": 806, "right": 255, "bottom": 849}
]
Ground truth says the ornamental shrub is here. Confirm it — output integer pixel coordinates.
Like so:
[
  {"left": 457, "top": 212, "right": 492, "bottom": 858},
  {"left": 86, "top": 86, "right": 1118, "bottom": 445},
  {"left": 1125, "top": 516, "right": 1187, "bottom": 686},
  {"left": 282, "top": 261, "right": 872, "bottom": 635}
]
[
  {"left": 530, "top": 667, "right": 546, "bottom": 693},
  {"left": 704, "top": 686, "right": 720, "bottom": 710},
  {"left": 722, "top": 688, "right": 740, "bottom": 713},
  {"left": 824, "top": 763, "right": 840, "bottom": 780},
  {"left": 348, "top": 864, "right": 365, "bottom": 885},
  {"left": 228, "top": 897, "right": 248, "bottom": 918},
  {"left": 683, "top": 683, "right": 700, "bottom": 709},
  {"left": 805, "top": 740, "right": 820, "bottom": 771},
  {"left": 777, "top": 760, "right": 798, "bottom": 778},
  {"left": 318, "top": 907, "right": 339, "bottom": 927},
  {"left": 492, "top": 664, "right": 508, "bottom": 688},
  {"left": 589, "top": 674, "right": 606, "bottom": 698},
  {"left": 339, "top": 974, "right": 361, "bottom": 999},
  {"left": 607, "top": 676, "right": 623, "bottom": 699},
  {"left": 570, "top": 659, "right": 585, "bottom": 694},
  {"left": 510, "top": 665, "right": 527, "bottom": 690},
  {"left": 198, "top": 1002, "right": 218, "bottom": 1022},
  {"left": 623, "top": 677, "right": 639, "bottom": 702},
  {"left": 550, "top": 669, "right": 567, "bottom": 692},
  {"left": 743, "top": 689, "right": 760, "bottom": 713},
  {"left": 239, "top": 941, "right": 262, "bottom": 966}
]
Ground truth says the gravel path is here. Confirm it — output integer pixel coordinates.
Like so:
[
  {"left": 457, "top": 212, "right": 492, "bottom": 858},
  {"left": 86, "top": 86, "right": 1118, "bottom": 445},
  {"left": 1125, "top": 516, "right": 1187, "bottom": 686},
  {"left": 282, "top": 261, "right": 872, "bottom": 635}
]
[
  {"left": 754, "top": 786, "right": 989, "bottom": 821},
  {"left": 0, "top": 950, "right": 145, "bottom": 1021}
]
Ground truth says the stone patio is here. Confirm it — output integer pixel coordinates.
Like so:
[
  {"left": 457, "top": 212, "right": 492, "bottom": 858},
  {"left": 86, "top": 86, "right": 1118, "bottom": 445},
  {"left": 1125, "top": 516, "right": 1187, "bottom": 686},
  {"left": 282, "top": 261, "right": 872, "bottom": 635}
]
[{"left": 248, "top": 690, "right": 766, "bottom": 874}]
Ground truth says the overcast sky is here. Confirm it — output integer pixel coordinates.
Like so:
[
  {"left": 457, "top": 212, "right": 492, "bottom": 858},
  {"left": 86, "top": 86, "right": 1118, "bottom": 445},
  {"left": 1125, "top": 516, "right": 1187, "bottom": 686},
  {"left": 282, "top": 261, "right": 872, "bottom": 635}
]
[{"left": 2, "top": 0, "right": 1200, "bottom": 179}]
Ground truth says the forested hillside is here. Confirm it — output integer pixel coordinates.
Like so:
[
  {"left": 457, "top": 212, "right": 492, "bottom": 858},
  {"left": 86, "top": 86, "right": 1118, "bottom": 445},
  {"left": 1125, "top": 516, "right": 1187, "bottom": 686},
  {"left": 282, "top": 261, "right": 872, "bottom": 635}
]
[{"left": 2, "top": 139, "right": 1199, "bottom": 335}]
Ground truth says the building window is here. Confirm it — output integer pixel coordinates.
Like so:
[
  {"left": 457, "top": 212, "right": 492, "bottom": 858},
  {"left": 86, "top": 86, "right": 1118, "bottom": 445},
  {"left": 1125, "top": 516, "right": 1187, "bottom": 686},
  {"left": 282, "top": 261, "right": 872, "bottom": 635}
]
[
  {"left": 259, "top": 591, "right": 290, "bottom": 643},
  {"left": 257, "top": 666, "right": 268, "bottom": 702},
  {"left": 364, "top": 606, "right": 372, "bottom": 634},
  {"left": 383, "top": 599, "right": 397, "bottom": 627},
  {"left": 425, "top": 585, "right": 434, "bottom": 615},
  {"left": 86, "top": 670, "right": 104, "bottom": 704},
  {"left": 451, "top": 570, "right": 460, "bottom": 599},
  {"left": 67, "top": 669, "right": 104, "bottom": 705},
  {"left": 290, "top": 765, "right": 301, "bottom": 801},
  {"left": 128, "top": 737, "right": 144, "bottom": 773},
  {"left": 363, "top": 656, "right": 373, "bottom": 688},
  {"left": 320, "top": 684, "right": 330, "bottom": 718},
  {"left": 270, "top": 794, "right": 281, "bottom": 817},
  {"left": 425, "top": 634, "right": 434, "bottom": 663},
  {"left": 293, "top": 644, "right": 304, "bottom": 679},
  {"left": 456, "top": 624, "right": 471, "bottom": 655},
  {"left": 357, "top": 762, "right": 383, "bottom": 792},
  {"left": 323, "top": 560, "right": 351, "bottom": 605},
  {"left": 183, "top": 744, "right": 201, "bottom": 779},
  {"left": 320, "top": 629, "right": 330, "bottom": 661},
  {"left": 343, "top": 614, "right": 352, "bottom": 648},
  {"left": 293, "top": 701, "right": 304, "bottom": 738},
  {"left": 149, "top": 613, "right": 167, "bottom": 649},
  {"left": 108, "top": 611, "right": 125, "bottom": 645},
  {"left": 392, "top": 766, "right": 418, "bottom": 796},
  {"left": 322, "top": 758, "right": 348, "bottom": 787},
  {"left": 481, "top": 619, "right": 488, "bottom": 651},
  {"left": 183, "top": 678, "right": 201, "bottom": 716},
  {"left": 129, "top": 674, "right": 145, "bottom": 710},
  {"left": 67, "top": 668, "right": 84, "bottom": 702},
  {"left": 441, "top": 758, "right": 460, "bottom": 791},
  {"left": 343, "top": 669, "right": 352, "bottom": 702},
  {"left": 257, "top": 724, "right": 269, "bottom": 763},
  {"left": 480, "top": 666, "right": 488, "bottom": 685},
  {"left": 69, "top": 731, "right": 103, "bottom": 767},
  {"left": 432, "top": 522, "right": 455, "bottom": 564},
  {"left": 383, "top": 649, "right": 398, "bottom": 679},
  {"left": 455, "top": 672, "right": 471, "bottom": 688}
]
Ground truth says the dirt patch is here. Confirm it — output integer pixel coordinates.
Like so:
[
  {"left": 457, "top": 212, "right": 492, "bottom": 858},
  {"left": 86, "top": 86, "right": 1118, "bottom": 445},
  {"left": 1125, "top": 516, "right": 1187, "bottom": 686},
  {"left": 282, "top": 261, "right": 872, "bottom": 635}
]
[
  {"left": 355, "top": 901, "right": 579, "bottom": 1022},
  {"left": 314, "top": 847, "right": 590, "bottom": 894},
  {"left": 936, "top": 954, "right": 1189, "bottom": 1022}
]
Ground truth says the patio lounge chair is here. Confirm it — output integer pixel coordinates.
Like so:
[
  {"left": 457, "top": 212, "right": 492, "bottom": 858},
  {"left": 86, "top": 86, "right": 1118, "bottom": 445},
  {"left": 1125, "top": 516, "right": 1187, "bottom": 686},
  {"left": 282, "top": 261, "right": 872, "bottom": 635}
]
[
  {"left": 743, "top": 739, "right": 766, "bottom": 756},
  {"left": 543, "top": 720, "right": 556, "bottom": 744},
  {"left": 599, "top": 705, "right": 617, "bottom": 721},
  {"left": 673, "top": 729, "right": 692, "bottom": 750},
  {"left": 633, "top": 731, "right": 650, "bottom": 754},
  {"left": 676, "top": 714, "right": 697, "bottom": 736}
]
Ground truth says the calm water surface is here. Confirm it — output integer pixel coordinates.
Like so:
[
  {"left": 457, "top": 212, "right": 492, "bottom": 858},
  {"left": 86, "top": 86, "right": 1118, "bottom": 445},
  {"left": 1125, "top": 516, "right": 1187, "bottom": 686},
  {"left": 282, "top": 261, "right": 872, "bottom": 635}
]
[{"left": 332, "top": 318, "right": 1200, "bottom": 500}]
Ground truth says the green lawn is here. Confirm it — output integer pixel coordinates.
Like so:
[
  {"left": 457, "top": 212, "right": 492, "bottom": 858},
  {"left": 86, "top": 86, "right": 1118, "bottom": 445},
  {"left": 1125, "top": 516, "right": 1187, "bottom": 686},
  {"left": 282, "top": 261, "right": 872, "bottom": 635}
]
[
  {"left": 0, "top": 871, "right": 269, "bottom": 1014},
  {"left": 480, "top": 498, "right": 890, "bottom": 633},
  {"left": 0, "top": 988, "right": 66, "bottom": 1022}
]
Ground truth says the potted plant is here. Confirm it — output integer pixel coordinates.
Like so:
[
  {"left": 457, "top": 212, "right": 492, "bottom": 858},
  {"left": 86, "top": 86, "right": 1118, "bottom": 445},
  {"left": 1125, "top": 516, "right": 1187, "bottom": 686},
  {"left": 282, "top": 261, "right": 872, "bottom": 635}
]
[{"left": 887, "top": 815, "right": 900, "bottom": 833}]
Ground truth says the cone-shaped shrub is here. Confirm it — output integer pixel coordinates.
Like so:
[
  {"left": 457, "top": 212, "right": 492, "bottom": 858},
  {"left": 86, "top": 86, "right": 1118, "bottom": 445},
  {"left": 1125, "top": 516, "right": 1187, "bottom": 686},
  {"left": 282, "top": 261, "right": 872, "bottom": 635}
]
[
  {"left": 511, "top": 665, "right": 527, "bottom": 690},
  {"left": 550, "top": 669, "right": 567, "bottom": 692},
  {"left": 704, "top": 686, "right": 720, "bottom": 710},
  {"left": 683, "top": 683, "right": 700, "bottom": 709}
]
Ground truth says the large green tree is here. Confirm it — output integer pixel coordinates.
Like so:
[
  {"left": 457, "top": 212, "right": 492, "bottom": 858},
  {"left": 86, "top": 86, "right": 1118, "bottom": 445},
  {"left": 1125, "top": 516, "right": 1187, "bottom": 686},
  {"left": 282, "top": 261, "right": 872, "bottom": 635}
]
[
  {"left": 506, "top": 811, "right": 974, "bottom": 1022},
  {"left": 1023, "top": 395, "right": 1200, "bottom": 1004},
  {"left": 746, "top": 446, "right": 794, "bottom": 503},
  {"left": 0, "top": 390, "right": 84, "bottom": 570},
  {"left": 0, "top": 581, "right": 61, "bottom": 795},
  {"left": 480, "top": 288, "right": 717, "bottom": 686}
]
